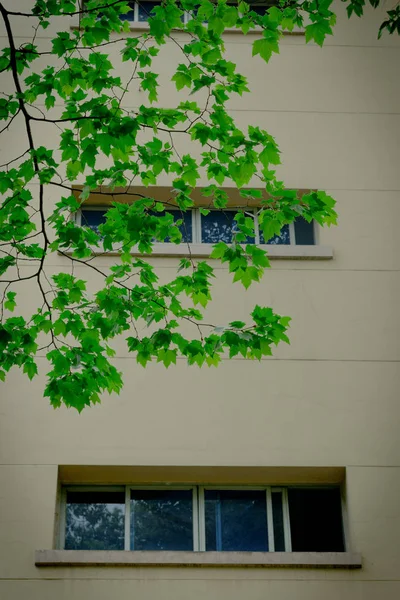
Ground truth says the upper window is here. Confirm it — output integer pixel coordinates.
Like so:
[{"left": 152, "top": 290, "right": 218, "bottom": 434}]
[
  {"left": 86, "top": 1, "right": 278, "bottom": 25},
  {"left": 79, "top": 207, "right": 315, "bottom": 246},
  {"left": 118, "top": 1, "right": 162, "bottom": 23},
  {"left": 60, "top": 485, "right": 345, "bottom": 552}
]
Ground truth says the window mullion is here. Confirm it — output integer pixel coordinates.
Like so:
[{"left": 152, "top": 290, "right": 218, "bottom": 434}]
[
  {"left": 59, "top": 487, "right": 67, "bottom": 550},
  {"left": 266, "top": 487, "right": 275, "bottom": 552},
  {"left": 253, "top": 208, "right": 260, "bottom": 244},
  {"left": 134, "top": 0, "right": 139, "bottom": 22},
  {"left": 124, "top": 485, "right": 130, "bottom": 551},
  {"left": 289, "top": 221, "right": 296, "bottom": 245},
  {"left": 282, "top": 488, "right": 292, "bottom": 552},
  {"left": 194, "top": 209, "right": 201, "bottom": 244},
  {"left": 192, "top": 486, "right": 200, "bottom": 551},
  {"left": 198, "top": 486, "right": 206, "bottom": 551}
]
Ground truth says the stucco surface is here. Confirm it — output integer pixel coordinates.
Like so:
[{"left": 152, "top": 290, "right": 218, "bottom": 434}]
[{"left": 0, "top": 0, "right": 399, "bottom": 597}]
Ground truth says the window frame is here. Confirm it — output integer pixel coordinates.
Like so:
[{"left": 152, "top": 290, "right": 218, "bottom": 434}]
[
  {"left": 77, "top": 206, "right": 313, "bottom": 247},
  {"left": 59, "top": 485, "right": 126, "bottom": 550},
  {"left": 199, "top": 485, "right": 292, "bottom": 552},
  {"left": 72, "top": 1, "right": 305, "bottom": 34},
  {"left": 59, "top": 484, "right": 300, "bottom": 552}
]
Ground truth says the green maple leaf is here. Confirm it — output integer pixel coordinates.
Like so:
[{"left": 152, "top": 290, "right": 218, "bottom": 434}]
[{"left": 252, "top": 36, "right": 280, "bottom": 63}]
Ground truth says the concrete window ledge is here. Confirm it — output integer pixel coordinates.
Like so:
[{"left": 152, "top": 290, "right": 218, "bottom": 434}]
[
  {"left": 145, "top": 245, "right": 334, "bottom": 260},
  {"left": 61, "top": 245, "right": 333, "bottom": 260},
  {"left": 35, "top": 550, "right": 361, "bottom": 569}
]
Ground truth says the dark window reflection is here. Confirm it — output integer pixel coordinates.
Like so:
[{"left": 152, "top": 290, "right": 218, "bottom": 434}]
[
  {"left": 294, "top": 216, "right": 315, "bottom": 245},
  {"left": 259, "top": 223, "right": 290, "bottom": 245},
  {"left": 289, "top": 488, "right": 345, "bottom": 552},
  {"left": 130, "top": 489, "right": 193, "bottom": 550},
  {"left": 81, "top": 209, "right": 107, "bottom": 234},
  {"left": 80, "top": 209, "right": 313, "bottom": 247},
  {"left": 119, "top": 1, "right": 135, "bottom": 21},
  {"left": 200, "top": 211, "right": 254, "bottom": 244},
  {"left": 81, "top": 208, "right": 192, "bottom": 242},
  {"left": 152, "top": 209, "right": 193, "bottom": 243},
  {"left": 65, "top": 491, "right": 125, "bottom": 550},
  {"left": 248, "top": 4, "right": 268, "bottom": 16},
  {"left": 205, "top": 489, "right": 268, "bottom": 551},
  {"left": 201, "top": 210, "right": 237, "bottom": 243},
  {"left": 138, "top": 1, "right": 161, "bottom": 21}
]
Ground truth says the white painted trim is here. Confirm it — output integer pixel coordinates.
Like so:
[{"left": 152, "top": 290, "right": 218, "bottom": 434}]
[
  {"left": 198, "top": 487, "right": 206, "bottom": 552},
  {"left": 266, "top": 487, "right": 275, "bottom": 552},
  {"left": 192, "top": 486, "right": 200, "bottom": 552},
  {"left": 289, "top": 221, "right": 296, "bottom": 245},
  {"left": 282, "top": 488, "right": 292, "bottom": 553},
  {"left": 124, "top": 486, "right": 130, "bottom": 551},
  {"left": 35, "top": 550, "right": 362, "bottom": 568}
]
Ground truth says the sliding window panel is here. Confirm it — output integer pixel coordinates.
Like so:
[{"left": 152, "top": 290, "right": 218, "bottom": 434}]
[
  {"left": 80, "top": 209, "right": 107, "bottom": 233},
  {"left": 130, "top": 488, "right": 195, "bottom": 551},
  {"left": 293, "top": 217, "right": 315, "bottom": 245},
  {"left": 138, "top": 1, "right": 161, "bottom": 21},
  {"left": 204, "top": 489, "right": 269, "bottom": 552},
  {"left": 200, "top": 210, "right": 255, "bottom": 244},
  {"left": 288, "top": 487, "right": 345, "bottom": 552},
  {"left": 259, "top": 223, "right": 291, "bottom": 245},
  {"left": 64, "top": 490, "right": 125, "bottom": 550}
]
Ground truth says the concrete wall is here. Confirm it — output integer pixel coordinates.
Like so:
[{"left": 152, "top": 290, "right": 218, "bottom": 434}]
[{"left": 0, "top": 0, "right": 399, "bottom": 598}]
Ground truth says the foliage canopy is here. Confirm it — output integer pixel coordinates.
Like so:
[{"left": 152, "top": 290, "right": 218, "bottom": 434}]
[{"left": 0, "top": 0, "right": 395, "bottom": 410}]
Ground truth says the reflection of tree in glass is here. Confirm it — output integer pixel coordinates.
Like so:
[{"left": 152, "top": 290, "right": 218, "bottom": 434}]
[
  {"left": 65, "top": 492, "right": 125, "bottom": 550},
  {"left": 260, "top": 224, "right": 290, "bottom": 245},
  {"left": 201, "top": 211, "right": 237, "bottom": 244},
  {"left": 131, "top": 490, "right": 193, "bottom": 551},
  {"left": 205, "top": 490, "right": 268, "bottom": 551}
]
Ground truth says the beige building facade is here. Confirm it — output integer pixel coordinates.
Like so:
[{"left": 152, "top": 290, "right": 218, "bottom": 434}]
[{"left": 0, "top": 0, "right": 399, "bottom": 598}]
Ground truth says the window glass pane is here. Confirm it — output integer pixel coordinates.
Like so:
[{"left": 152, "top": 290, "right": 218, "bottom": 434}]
[
  {"left": 81, "top": 209, "right": 107, "bottom": 234},
  {"left": 288, "top": 488, "right": 345, "bottom": 552},
  {"left": 249, "top": 4, "right": 268, "bottom": 16},
  {"left": 294, "top": 216, "right": 315, "bottom": 245},
  {"left": 259, "top": 223, "right": 290, "bottom": 245},
  {"left": 241, "top": 1, "right": 278, "bottom": 16},
  {"left": 153, "top": 210, "right": 193, "bottom": 243},
  {"left": 130, "top": 489, "right": 193, "bottom": 550},
  {"left": 81, "top": 208, "right": 192, "bottom": 242},
  {"left": 119, "top": 1, "right": 135, "bottom": 20},
  {"left": 201, "top": 210, "right": 236, "bottom": 244},
  {"left": 201, "top": 210, "right": 255, "bottom": 244},
  {"left": 272, "top": 491, "right": 285, "bottom": 551},
  {"left": 65, "top": 491, "right": 125, "bottom": 550},
  {"left": 205, "top": 489, "right": 268, "bottom": 551},
  {"left": 138, "top": 1, "right": 161, "bottom": 21}
]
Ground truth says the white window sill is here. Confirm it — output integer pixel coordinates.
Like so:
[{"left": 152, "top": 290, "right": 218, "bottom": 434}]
[
  {"left": 60, "top": 244, "right": 333, "bottom": 260},
  {"left": 70, "top": 21, "right": 304, "bottom": 35},
  {"left": 35, "top": 550, "right": 361, "bottom": 569}
]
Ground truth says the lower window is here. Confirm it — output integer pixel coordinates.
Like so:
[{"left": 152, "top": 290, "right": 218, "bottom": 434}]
[{"left": 61, "top": 485, "right": 345, "bottom": 552}]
